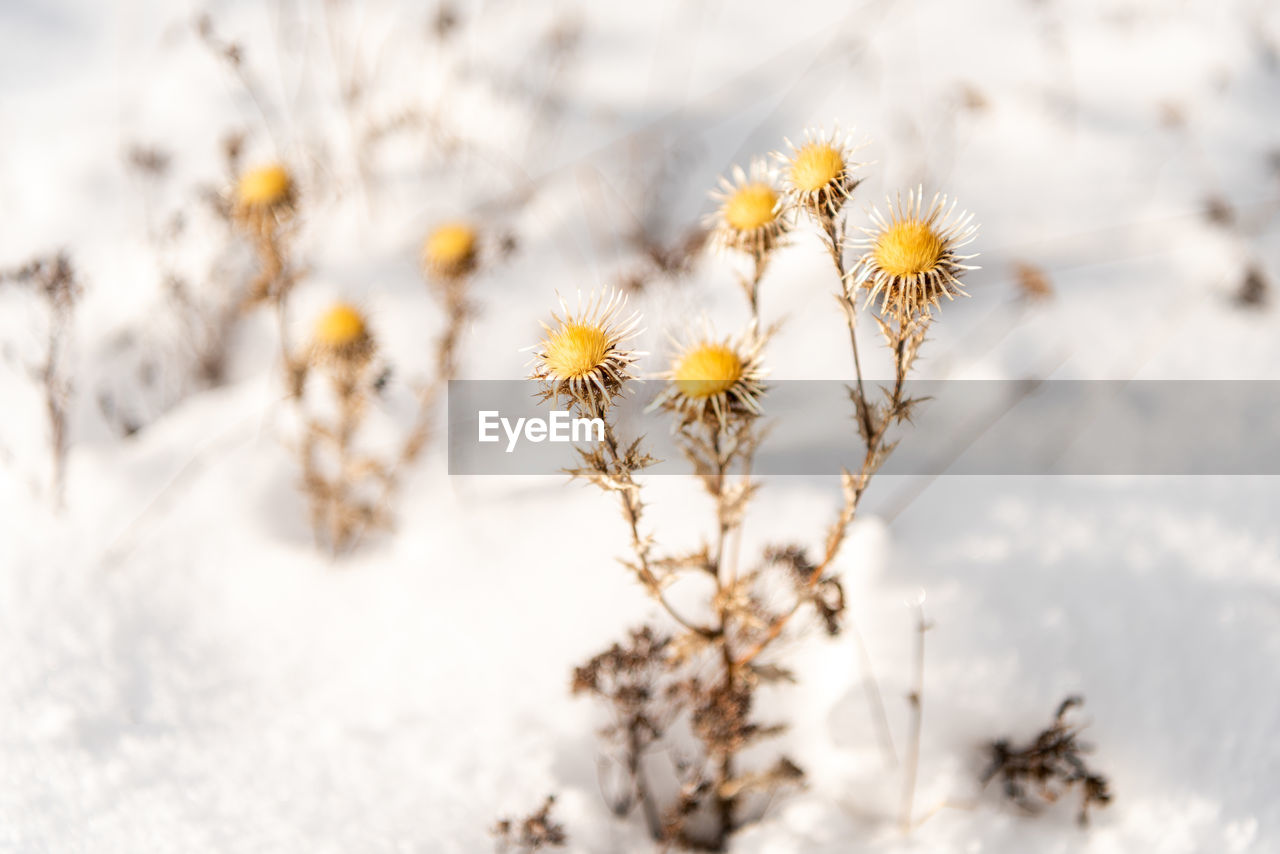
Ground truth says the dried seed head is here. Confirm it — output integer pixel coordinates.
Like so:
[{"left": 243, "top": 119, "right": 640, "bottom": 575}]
[
  {"left": 709, "top": 160, "right": 789, "bottom": 258},
  {"left": 529, "top": 289, "right": 641, "bottom": 416},
  {"left": 654, "top": 324, "right": 766, "bottom": 428},
  {"left": 423, "top": 222, "right": 479, "bottom": 281},
  {"left": 851, "top": 186, "right": 979, "bottom": 327},
  {"left": 312, "top": 302, "right": 374, "bottom": 364},
  {"left": 776, "top": 126, "right": 863, "bottom": 219},
  {"left": 235, "top": 164, "right": 294, "bottom": 214}
]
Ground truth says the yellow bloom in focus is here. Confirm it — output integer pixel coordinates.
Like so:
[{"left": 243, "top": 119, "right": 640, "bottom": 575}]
[
  {"left": 873, "top": 221, "right": 945, "bottom": 278},
  {"left": 530, "top": 290, "right": 641, "bottom": 415},
  {"left": 542, "top": 323, "right": 613, "bottom": 381},
  {"left": 852, "top": 186, "right": 979, "bottom": 326},
  {"left": 655, "top": 326, "right": 766, "bottom": 428},
  {"left": 789, "top": 142, "right": 845, "bottom": 194},
  {"left": 709, "top": 159, "right": 789, "bottom": 257},
  {"left": 776, "top": 126, "right": 862, "bottom": 219}
]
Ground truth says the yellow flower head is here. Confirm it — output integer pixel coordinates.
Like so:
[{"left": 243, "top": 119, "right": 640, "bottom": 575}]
[
  {"left": 542, "top": 323, "right": 613, "bottom": 380},
  {"left": 852, "top": 186, "right": 979, "bottom": 327},
  {"left": 236, "top": 164, "right": 293, "bottom": 209},
  {"left": 673, "top": 343, "right": 744, "bottom": 400},
  {"left": 423, "top": 222, "right": 478, "bottom": 280},
  {"left": 874, "top": 221, "right": 945, "bottom": 277},
  {"left": 313, "top": 302, "right": 374, "bottom": 363},
  {"left": 656, "top": 326, "right": 766, "bottom": 428},
  {"left": 776, "top": 126, "right": 862, "bottom": 219},
  {"left": 724, "top": 184, "right": 779, "bottom": 231},
  {"left": 789, "top": 142, "right": 845, "bottom": 194},
  {"left": 709, "top": 159, "right": 789, "bottom": 257},
  {"left": 530, "top": 290, "right": 641, "bottom": 415}
]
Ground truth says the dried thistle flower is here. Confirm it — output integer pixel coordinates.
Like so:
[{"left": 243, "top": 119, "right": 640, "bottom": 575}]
[
  {"left": 422, "top": 221, "right": 479, "bottom": 281},
  {"left": 312, "top": 302, "right": 374, "bottom": 366},
  {"left": 652, "top": 324, "right": 766, "bottom": 429},
  {"left": 709, "top": 160, "right": 789, "bottom": 258},
  {"left": 776, "top": 126, "right": 863, "bottom": 220},
  {"left": 297, "top": 303, "right": 389, "bottom": 555},
  {"left": 234, "top": 163, "right": 295, "bottom": 224},
  {"left": 529, "top": 289, "right": 641, "bottom": 416},
  {"left": 851, "top": 185, "right": 979, "bottom": 326}
]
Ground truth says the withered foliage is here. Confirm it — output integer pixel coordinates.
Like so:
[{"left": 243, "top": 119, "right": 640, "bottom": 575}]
[
  {"left": 1, "top": 252, "right": 82, "bottom": 507},
  {"left": 492, "top": 795, "right": 567, "bottom": 852},
  {"left": 981, "top": 696, "right": 1113, "bottom": 826},
  {"left": 298, "top": 344, "right": 393, "bottom": 556},
  {"left": 615, "top": 225, "right": 709, "bottom": 294},
  {"left": 1012, "top": 261, "right": 1055, "bottom": 302},
  {"left": 1235, "top": 265, "right": 1269, "bottom": 309},
  {"left": 565, "top": 407, "right": 823, "bottom": 850}
]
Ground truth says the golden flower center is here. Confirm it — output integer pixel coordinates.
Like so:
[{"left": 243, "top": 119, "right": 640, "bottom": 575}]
[
  {"left": 315, "top": 304, "right": 366, "bottom": 346},
  {"left": 426, "top": 223, "right": 477, "bottom": 265},
  {"left": 674, "top": 344, "right": 743, "bottom": 400},
  {"left": 237, "top": 165, "right": 291, "bottom": 206},
  {"left": 873, "top": 220, "right": 945, "bottom": 277},
  {"left": 544, "top": 323, "right": 611, "bottom": 379},
  {"left": 724, "top": 183, "right": 779, "bottom": 231},
  {"left": 789, "top": 143, "right": 844, "bottom": 193}
]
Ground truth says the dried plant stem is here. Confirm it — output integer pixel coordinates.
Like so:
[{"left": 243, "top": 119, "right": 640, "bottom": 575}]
[
  {"left": 624, "top": 726, "right": 663, "bottom": 838},
  {"left": 2, "top": 253, "right": 80, "bottom": 509},
  {"left": 709, "top": 429, "right": 742, "bottom": 845},
  {"left": 733, "top": 328, "right": 908, "bottom": 668},
  {"left": 602, "top": 423, "right": 714, "bottom": 639},
  {"left": 742, "top": 251, "right": 769, "bottom": 324},
  {"left": 850, "top": 618, "right": 898, "bottom": 769},
  {"left": 42, "top": 311, "right": 71, "bottom": 509},
  {"left": 900, "top": 599, "right": 929, "bottom": 834},
  {"left": 336, "top": 277, "right": 472, "bottom": 556},
  {"left": 820, "top": 211, "right": 873, "bottom": 441}
]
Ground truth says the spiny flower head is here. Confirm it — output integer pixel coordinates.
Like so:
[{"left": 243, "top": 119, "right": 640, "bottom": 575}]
[
  {"left": 708, "top": 159, "right": 789, "bottom": 257},
  {"left": 423, "top": 222, "right": 479, "bottom": 281},
  {"left": 851, "top": 186, "right": 979, "bottom": 327},
  {"left": 529, "top": 289, "right": 641, "bottom": 416},
  {"left": 313, "top": 302, "right": 374, "bottom": 364},
  {"left": 654, "top": 324, "right": 766, "bottom": 429},
  {"left": 236, "top": 163, "right": 294, "bottom": 213},
  {"left": 776, "top": 126, "right": 863, "bottom": 220}
]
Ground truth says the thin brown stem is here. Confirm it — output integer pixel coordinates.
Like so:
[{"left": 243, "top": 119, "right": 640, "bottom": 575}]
[
  {"left": 602, "top": 424, "right": 715, "bottom": 639},
  {"left": 850, "top": 617, "right": 898, "bottom": 769},
  {"left": 900, "top": 599, "right": 929, "bottom": 834}
]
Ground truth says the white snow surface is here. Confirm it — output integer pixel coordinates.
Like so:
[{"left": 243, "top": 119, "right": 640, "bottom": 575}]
[{"left": 2, "top": 0, "right": 1279, "bottom": 851}]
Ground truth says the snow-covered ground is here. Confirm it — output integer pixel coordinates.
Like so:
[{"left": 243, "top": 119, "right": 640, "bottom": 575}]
[{"left": 2, "top": 0, "right": 1279, "bottom": 851}]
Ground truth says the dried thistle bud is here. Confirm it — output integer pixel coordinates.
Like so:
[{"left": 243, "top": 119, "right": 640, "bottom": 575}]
[
  {"left": 709, "top": 159, "right": 789, "bottom": 258},
  {"left": 234, "top": 163, "right": 295, "bottom": 224},
  {"left": 653, "top": 325, "right": 766, "bottom": 429},
  {"left": 776, "top": 126, "right": 863, "bottom": 220},
  {"left": 851, "top": 185, "right": 979, "bottom": 327},
  {"left": 422, "top": 221, "right": 479, "bottom": 281},
  {"left": 312, "top": 302, "right": 375, "bottom": 365},
  {"left": 529, "top": 289, "right": 641, "bottom": 416}
]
